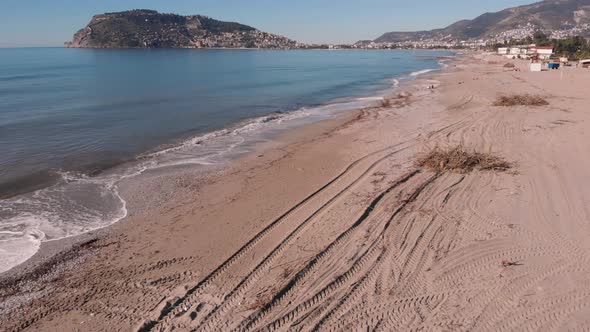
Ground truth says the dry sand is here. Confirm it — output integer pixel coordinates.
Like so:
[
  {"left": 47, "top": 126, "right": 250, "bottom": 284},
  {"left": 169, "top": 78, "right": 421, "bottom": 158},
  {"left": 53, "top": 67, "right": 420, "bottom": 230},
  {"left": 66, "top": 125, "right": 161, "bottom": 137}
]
[{"left": 2, "top": 54, "right": 590, "bottom": 331}]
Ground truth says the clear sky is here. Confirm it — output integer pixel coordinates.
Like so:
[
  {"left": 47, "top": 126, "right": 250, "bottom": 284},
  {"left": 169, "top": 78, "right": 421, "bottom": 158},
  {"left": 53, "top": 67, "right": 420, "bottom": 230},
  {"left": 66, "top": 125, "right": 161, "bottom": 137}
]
[{"left": 0, "top": 0, "right": 539, "bottom": 47}]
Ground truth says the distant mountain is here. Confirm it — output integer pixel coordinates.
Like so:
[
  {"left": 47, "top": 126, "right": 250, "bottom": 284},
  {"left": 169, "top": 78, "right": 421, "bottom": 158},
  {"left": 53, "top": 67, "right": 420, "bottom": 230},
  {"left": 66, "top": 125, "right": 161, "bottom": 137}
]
[
  {"left": 66, "top": 10, "right": 298, "bottom": 49},
  {"left": 375, "top": 0, "right": 590, "bottom": 43}
]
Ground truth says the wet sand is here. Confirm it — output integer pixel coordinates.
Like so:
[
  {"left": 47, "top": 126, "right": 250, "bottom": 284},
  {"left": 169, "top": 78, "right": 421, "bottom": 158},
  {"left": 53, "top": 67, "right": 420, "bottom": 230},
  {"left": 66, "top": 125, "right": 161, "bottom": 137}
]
[{"left": 3, "top": 54, "right": 590, "bottom": 331}]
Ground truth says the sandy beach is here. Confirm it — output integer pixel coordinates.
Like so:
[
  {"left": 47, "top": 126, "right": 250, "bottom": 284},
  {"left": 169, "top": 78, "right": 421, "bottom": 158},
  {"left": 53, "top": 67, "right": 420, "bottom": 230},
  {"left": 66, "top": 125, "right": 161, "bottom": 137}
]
[{"left": 2, "top": 53, "right": 590, "bottom": 331}]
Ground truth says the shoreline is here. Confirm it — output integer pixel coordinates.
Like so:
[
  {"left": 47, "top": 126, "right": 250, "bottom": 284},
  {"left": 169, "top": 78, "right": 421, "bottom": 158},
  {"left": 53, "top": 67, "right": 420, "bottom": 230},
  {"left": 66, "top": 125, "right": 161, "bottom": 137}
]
[
  {"left": 13, "top": 53, "right": 590, "bottom": 330},
  {"left": 0, "top": 58, "right": 448, "bottom": 276},
  {"left": 0, "top": 70, "right": 428, "bottom": 279},
  {"left": 0, "top": 108, "right": 364, "bottom": 277}
]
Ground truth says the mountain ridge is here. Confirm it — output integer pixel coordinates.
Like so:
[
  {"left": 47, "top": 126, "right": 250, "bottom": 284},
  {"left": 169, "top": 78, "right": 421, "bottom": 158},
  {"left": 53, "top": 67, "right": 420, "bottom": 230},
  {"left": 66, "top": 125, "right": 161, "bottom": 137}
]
[{"left": 374, "top": 0, "right": 590, "bottom": 43}]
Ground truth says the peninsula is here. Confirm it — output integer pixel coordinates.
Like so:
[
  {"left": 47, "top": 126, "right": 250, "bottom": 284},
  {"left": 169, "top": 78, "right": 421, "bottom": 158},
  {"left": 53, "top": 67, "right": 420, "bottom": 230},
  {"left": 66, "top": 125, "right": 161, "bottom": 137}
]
[{"left": 65, "top": 9, "right": 299, "bottom": 49}]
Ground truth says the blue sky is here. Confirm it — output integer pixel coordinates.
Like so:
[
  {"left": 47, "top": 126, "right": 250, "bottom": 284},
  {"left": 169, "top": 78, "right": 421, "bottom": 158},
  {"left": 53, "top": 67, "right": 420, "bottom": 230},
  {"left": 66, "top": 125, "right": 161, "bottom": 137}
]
[{"left": 0, "top": 0, "right": 538, "bottom": 47}]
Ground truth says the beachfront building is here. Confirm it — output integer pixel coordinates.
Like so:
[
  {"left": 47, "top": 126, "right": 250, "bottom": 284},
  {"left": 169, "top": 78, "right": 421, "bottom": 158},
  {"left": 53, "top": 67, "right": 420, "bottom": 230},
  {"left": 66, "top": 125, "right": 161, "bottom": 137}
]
[
  {"left": 497, "top": 47, "right": 509, "bottom": 55},
  {"left": 509, "top": 47, "right": 523, "bottom": 55},
  {"left": 530, "top": 46, "right": 554, "bottom": 60},
  {"left": 510, "top": 47, "right": 532, "bottom": 59},
  {"left": 497, "top": 45, "right": 554, "bottom": 61},
  {"left": 499, "top": 46, "right": 528, "bottom": 59}
]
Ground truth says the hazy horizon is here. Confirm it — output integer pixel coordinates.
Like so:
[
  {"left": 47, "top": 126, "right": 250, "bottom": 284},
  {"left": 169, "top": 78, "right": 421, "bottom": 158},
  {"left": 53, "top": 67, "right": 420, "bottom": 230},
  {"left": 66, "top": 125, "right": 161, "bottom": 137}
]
[{"left": 0, "top": 0, "right": 539, "bottom": 47}]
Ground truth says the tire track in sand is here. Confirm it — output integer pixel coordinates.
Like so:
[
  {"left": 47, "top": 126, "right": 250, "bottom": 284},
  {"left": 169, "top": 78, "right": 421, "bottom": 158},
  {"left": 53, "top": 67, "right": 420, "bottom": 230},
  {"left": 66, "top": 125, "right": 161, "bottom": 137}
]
[{"left": 145, "top": 142, "right": 415, "bottom": 331}]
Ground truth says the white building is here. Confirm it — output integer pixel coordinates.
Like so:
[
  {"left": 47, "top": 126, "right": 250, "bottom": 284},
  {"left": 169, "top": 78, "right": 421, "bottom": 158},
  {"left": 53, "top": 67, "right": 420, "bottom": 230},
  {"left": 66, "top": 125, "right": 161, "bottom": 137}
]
[
  {"left": 530, "top": 46, "right": 554, "bottom": 60},
  {"left": 497, "top": 47, "right": 509, "bottom": 55}
]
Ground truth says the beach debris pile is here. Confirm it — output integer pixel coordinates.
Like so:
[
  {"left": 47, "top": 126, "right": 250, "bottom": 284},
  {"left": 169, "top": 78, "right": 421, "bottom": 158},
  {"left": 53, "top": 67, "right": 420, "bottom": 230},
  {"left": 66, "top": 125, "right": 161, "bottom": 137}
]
[
  {"left": 380, "top": 92, "right": 412, "bottom": 109},
  {"left": 493, "top": 94, "right": 549, "bottom": 107},
  {"left": 501, "top": 259, "right": 523, "bottom": 268},
  {"left": 416, "top": 146, "right": 512, "bottom": 173}
]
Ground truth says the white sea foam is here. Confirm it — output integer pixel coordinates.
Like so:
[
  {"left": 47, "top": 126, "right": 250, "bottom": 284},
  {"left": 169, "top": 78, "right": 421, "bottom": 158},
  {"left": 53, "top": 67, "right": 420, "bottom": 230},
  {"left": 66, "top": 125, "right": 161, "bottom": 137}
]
[
  {"left": 410, "top": 68, "right": 436, "bottom": 77},
  {"left": 143, "top": 99, "right": 377, "bottom": 171},
  {"left": 410, "top": 69, "right": 436, "bottom": 77},
  {"left": 0, "top": 215, "right": 46, "bottom": 273},
  {"left": 0, "top": 172, "right": 128, "bottom": 273},
  {"left": 356, "top": 96, "right": 384, "bottom": 101},
  {"left": 438, "top": 59, "right": 450, "bottom": 69}
]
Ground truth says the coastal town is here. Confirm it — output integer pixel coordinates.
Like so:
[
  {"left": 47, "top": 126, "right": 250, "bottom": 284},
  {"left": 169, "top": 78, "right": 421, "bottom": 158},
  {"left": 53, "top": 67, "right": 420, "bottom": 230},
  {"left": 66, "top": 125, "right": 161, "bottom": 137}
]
[
  {"left": 351, "top": 24, "right": 590, "bottom": 50},
  {"left": 192, "top": 30, "right": 298, "bottom": 49}
]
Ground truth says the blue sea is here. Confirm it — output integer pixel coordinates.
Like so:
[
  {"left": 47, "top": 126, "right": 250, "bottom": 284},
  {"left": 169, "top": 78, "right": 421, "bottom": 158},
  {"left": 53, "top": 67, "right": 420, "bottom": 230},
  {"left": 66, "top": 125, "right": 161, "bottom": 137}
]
[{"left": 0, "top": 48, "right": 452, "bottom": 273}]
